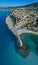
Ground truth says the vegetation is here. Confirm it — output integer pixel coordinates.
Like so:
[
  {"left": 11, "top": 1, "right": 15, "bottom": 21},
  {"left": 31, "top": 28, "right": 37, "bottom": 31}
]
[{"left": 10, "top": 2, "right": 38, "bottom": 32}]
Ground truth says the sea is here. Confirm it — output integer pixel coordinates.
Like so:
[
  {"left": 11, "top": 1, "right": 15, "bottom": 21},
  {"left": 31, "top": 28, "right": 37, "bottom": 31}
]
[{"left": 0, "top": 10, "right": 38, "bottom": 65}]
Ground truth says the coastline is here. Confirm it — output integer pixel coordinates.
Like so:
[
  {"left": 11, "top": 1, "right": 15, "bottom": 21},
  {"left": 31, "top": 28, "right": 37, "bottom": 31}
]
[
  {"left": 6, "top": 15, "right": 38, "bottom": 47},
  {"left": 6, "top": 15, "right": 23, "bottom": 47},
  {"left": 16, "top": 29, "right": 38, "bottom": 35},
  {"left": 6, "top": 15, "right": 30, "bottom": 58}
]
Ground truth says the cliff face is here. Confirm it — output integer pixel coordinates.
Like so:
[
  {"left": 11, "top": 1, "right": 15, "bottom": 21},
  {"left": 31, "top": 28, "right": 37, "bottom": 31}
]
[{"left": 6, "top": 16, "right": 17, "bottom": 35}]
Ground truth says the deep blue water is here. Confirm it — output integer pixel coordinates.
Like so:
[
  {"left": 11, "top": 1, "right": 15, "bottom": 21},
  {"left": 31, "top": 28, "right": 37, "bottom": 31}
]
[{"left": 0, "top": 10, "right": 38, "bottom": 65}]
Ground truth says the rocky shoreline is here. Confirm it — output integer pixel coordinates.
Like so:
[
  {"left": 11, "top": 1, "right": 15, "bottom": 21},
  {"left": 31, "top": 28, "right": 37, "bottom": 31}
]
[
  {"left": 6, "top": 15, "right": 30, "bottom": 58},
  {"left": 15, "top": 38, "right": 30, "bottom": 58}
]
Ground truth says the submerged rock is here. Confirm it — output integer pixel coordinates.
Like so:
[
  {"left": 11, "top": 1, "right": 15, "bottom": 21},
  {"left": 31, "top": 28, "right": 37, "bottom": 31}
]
[
  {"left": 36, "top": 47, "right": 38, "bottom": 56},
  {"left": 15, "top": 39, "right": 30, "bottom": 58}
]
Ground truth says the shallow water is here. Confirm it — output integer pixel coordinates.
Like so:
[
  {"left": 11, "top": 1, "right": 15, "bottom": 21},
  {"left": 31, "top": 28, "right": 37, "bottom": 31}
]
[
  {"left": 20, "top": 33, "right": 38, "bottom": 50},
  {"left": 0, "top": 10, "right": 38, "bottom": 65}
]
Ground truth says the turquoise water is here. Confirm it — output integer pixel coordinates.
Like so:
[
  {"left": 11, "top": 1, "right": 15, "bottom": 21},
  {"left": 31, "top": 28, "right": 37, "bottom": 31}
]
[
  {"left": 0, "top": 10, "right": 38, "bottom": 65},
  {"left": 20, "top": 33, "right": 38, "bottom": 51}
]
